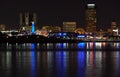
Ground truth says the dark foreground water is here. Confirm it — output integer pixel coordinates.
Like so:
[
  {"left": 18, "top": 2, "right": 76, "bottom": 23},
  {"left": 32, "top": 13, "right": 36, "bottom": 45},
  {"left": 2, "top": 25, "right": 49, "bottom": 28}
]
[{"left": 0, "top": 42, "right": 120, "bottom": 77}]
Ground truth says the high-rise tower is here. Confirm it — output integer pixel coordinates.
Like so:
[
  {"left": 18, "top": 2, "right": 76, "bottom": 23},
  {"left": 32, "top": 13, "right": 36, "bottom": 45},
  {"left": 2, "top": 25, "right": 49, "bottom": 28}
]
[
  {"left": 25, "top": 12, "right": 29, "bottom": 26},
  {"left": 19, "top": 13, "right": 23, "bottom": 27},
  {"left": 33, "top": 13, "right": 37, "bottom": 25},
  {"left": 85, "top": 4, "right": 96, "bottom": 33},
  {"left": 19, "top": 12, "right": 37, "bottom": 31}
]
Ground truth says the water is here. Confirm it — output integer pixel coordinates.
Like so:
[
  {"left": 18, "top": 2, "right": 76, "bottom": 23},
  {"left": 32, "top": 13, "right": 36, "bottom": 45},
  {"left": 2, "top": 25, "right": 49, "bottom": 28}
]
[{"left": 0, "top": 42, "right": 120, "bottom": 77}]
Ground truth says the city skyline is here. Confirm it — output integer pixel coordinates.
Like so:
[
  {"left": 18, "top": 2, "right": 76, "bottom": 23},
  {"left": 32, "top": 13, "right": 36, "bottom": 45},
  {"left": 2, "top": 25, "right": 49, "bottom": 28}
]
[{"left": 0, "top": 0, "right": 120, "bottom": 30}]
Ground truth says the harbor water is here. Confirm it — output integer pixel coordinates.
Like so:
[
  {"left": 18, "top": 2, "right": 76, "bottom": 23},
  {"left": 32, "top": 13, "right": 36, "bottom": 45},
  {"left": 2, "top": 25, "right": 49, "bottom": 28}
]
[{"left": 0, "top": 42, "right": 120, "bottom": 77}]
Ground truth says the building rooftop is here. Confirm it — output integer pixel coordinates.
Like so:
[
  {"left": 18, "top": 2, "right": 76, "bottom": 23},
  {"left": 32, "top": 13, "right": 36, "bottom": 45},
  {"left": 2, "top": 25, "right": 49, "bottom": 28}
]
[{"left": 87, "top": 4, "right": 96, "bottom": 9}]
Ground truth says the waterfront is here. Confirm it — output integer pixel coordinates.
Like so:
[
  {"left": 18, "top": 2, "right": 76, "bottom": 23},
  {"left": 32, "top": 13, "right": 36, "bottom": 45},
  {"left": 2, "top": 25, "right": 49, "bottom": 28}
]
[{"left": 0, "top": 42, "right": 120, "bottom": 77}]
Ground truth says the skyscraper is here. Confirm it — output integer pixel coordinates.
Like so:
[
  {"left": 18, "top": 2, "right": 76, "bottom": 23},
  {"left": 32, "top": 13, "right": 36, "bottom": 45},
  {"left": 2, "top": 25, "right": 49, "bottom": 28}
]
[
  {"left": 85, "top": 4, "right": 96, "bottom": 33},
  {"left": 19, "top": 13, "right": 23, "bottom": 27},
  {"left": 19, "top": 12, "right": 37, "bottom": 31},
  {"left": 25, "top": 12, "right": 29, "bottom": 26}
]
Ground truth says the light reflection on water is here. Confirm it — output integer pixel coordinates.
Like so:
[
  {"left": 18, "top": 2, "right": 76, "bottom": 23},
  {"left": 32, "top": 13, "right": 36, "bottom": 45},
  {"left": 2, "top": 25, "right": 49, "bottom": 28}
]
[
  {"left": 0, "top": 42, "right": 120, "bottom": 77},
  {"left": 3, "top": 42, "right": 120, "bottom": 51}
]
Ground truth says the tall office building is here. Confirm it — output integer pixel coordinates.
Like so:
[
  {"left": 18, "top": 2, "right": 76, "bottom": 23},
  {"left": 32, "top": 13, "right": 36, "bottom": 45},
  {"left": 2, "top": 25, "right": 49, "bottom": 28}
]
[
  {"left": 85, "top": 4, "right": 96, "bottom": 33},
  {"left": 111, "top": 21, "right": 117, "bottom": 29},
  {"left": 19, "top": 12, "right": 37, "bottom": 31},
  {"left": 25, "top": 12, "right": 29, "bottom": 26},
  {"left": 63, "top": 22, "right": 76, "bottom": 32},
  {"left": 33, "top": 13, "right": 37, "bottom": 25},
  {"left": 19, "top": 13, "right": 23, "bottom": 27},
  {"left": 111, "top": 21, "right": 118, "bottom": 36}
]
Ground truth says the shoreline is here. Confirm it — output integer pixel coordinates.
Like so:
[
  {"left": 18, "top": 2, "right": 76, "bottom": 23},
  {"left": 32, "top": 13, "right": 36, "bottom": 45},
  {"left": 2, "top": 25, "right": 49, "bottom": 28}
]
[
  {"left": 0, "top": 39, "right": 120, "bottom": 43},
  {"left": 0, "top": 35, "right": 120, "bottom": 43}
]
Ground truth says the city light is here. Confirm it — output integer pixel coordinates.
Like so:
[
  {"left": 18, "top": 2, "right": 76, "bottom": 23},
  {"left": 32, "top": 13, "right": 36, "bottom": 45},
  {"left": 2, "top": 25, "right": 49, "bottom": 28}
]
[
  {"left": 87, "top": 4, "right": 95, "bottom": 7},
  {"left": 31, "top": 21, "right": 35, "bottom": 34}
]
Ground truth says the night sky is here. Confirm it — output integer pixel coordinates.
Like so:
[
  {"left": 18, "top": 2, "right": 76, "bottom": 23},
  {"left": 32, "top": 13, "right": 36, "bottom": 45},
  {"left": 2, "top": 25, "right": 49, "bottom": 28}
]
[{"left": 0, "top": 0, "right": 120, "bottom": 30}]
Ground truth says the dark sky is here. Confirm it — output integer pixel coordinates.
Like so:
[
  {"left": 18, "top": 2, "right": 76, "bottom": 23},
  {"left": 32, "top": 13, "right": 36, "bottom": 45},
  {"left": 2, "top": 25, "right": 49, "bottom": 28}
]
[{"left": 0, "top": 0, "right": 120, "bottom": 30}]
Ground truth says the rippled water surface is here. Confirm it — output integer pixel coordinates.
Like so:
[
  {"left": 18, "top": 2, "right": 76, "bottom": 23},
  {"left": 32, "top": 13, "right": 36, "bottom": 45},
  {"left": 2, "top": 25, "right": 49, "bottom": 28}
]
[{"left": 0, "top": 42, "right": 120, "bottom": 77}]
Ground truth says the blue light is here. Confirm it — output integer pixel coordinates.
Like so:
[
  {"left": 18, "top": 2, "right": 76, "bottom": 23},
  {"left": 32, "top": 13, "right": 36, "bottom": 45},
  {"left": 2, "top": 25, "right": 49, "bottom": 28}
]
[
  {"left": 58, "top": 33, "right": 62, "bottom": 36},
  {"left": 77, "top": 51, "right": 85, "bottom": 77},
  {"left": 77, "top": 35, "right": 85, "bottom": 38},
  {"left": 31, "top": 22, "right": 35, "bottom": 34},
  {"left": 30, "top": 43, "right": 36, "bottom": 77},
  {"left": 78, "top": 42, "right": 85, "bottom": 49},
  {"left": 31, "top": 43, "right": 35, "bottom": 50},
  {"left": 55, "top": 51, "right": 64, "bottom": 77},
  {"left": 31, "top": 51, "right": 35, "bottom": 68},
  {"left": 63, "top": 33, "right": 67, "bottom": 36},
  {"left": 58, "top": 43, "right": 63, "bottom": 49}
]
